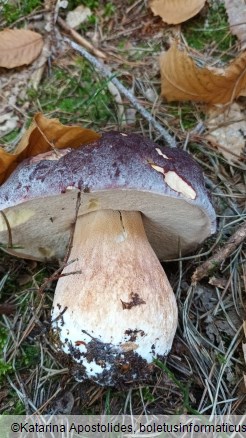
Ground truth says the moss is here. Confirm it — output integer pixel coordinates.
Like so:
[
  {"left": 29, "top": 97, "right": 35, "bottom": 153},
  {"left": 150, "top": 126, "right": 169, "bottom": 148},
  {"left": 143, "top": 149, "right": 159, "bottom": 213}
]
[
  {"left": 0, "top": 328, "right": 12, "bottom": 384},
  {"left": 1, "top": 0, "right": 42, "bottom": 25},
  {"left": 168, "top": 103, "right": 202, "bottom": 131},
  {"left": 16, "top": 344, "right": 40, "bottom": 368},
  {"left": 103, "top": 2, "right": 116, "bottom": 18},
  {"left": 68, "top": 0, "right": 99, "bottom": 10},
  {"left": 183, "top": 4, "right": 236, "bottom": 58},
  {"left": 11, "top": 398, "right": 25, "bottom": 414},
  {"left": 29, "top": 62, "right": 118, "bottom": 128}
]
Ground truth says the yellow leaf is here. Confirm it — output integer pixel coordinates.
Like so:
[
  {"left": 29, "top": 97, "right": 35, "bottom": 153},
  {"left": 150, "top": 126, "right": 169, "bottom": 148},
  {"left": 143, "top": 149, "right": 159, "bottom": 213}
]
[
  {"left": 149, "top": 0, "right": 206, "bottom": 24},
  {"left": 160, "top": 44, "right": 246, "bottom": 104},
  {"left": 0, "top": 29, "right": 43, "bottom": 68},
  {"left": 0, "top": 113, "right": 100, "bottom": 185}
]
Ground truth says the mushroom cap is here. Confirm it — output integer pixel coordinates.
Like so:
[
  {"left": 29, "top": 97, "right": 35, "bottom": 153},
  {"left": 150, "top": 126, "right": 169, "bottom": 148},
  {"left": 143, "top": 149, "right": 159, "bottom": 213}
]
[{"left": 0, "top": 131, "right": 216, "bottom": 261}]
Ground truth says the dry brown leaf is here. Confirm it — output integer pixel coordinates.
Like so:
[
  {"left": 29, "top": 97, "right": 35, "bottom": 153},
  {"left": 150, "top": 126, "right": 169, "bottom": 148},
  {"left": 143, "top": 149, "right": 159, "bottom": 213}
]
[
  {"left": 160, "top": 44, "right": 246, "bottom": 104},
  {"left": 149, "top": 0, "right": 206, "bottom": 24},
  {"left": 0, "top": 113, "right": 100, "bottom": 185},
  {"left": 206, "top": 103, "right": 246, "bottom": 163},
  {"left": 0, "top": 29, "right": 43, "bottom": 68},
  {"left": 224, "top": 0, "right": 246, "bottom": 49}
]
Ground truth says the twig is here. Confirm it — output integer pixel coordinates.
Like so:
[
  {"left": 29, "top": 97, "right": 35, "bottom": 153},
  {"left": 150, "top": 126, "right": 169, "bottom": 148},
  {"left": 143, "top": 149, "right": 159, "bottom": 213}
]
[
  {"left": 37, "top": 260, "right": 80, "bottom": 295},
  {"left": 192, "top": 221, "right": 246, "bottom": 284},
  {"left": 58, "top": 17, "right": 106, "bottom": 60},
  {"left": 64, "top": 37, "right": 176, "bottom": 147},
  {"left": 30, "top": 0, "right": 54, "bottom": 90}
]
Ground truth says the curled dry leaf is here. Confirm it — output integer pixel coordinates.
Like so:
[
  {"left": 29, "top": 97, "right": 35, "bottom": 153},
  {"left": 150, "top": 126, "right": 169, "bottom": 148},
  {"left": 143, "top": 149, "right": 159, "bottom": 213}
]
[
  {"left": 224, "top": 0, "right": 246, "bottom": 49},
  {"left": 0, "top": 113, "right": 100, "bottom": 185},
  {"left": 206, "top": 103, "right": 246, "bottom": 163},
  {"left": 149, "top": 0, "right": 206, "bottom": 24},
  {"left": 0, "top": 29, "right": 44, "bottom": 69},
  {"left": 160, "top": 44, "right": 246, "bottom": 104}
]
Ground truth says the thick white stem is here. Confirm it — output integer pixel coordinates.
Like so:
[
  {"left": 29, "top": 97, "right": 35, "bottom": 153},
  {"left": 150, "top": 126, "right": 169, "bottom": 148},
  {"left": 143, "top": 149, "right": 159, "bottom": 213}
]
[{"left": 52, "top": 209, "right": 178, "bottom": 386}]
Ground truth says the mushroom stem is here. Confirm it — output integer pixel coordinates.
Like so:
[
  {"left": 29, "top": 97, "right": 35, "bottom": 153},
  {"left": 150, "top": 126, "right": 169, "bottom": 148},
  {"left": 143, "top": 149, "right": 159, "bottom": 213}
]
[{"left": 52, "top": 209, "right": 178, "bottom": 385}]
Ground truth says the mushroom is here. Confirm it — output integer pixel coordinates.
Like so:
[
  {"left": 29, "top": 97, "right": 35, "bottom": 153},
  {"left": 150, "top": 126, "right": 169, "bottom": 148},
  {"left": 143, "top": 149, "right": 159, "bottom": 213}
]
[{"left": 0, "top": 131, "right": 216, "bottom": 386}]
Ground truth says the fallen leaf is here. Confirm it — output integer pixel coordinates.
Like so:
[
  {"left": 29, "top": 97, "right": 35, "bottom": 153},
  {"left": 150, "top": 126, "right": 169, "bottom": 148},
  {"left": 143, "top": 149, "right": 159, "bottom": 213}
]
[
  {"left": 0, "top": 113, "right": 100, "bottom": 185},
  {"left": 0, "top": 113, "right": 19, "bottom": 135},
  {"left": 17, "top": 273, "right": 33, "bottom": 286},
  {"left": 66, "top": 5, "right": 92, "bottom": 29},
  {"left": 0, "top": 303, "right": 15, "bottom": 315},
  {"left": 48, "top": 392, "right": 74, "bottom": 415},
  {"left": 224, "top": 0, "right": 246, "bottom": 49},
  {"left": 160, "top": 43, "right": 246, "bottom": 104},
  {"left": 206, "top": 103, "right": 246, "bottom": 163},
  {"left": 0, "top": 29, "right": 43, "bottom": 68},
  {"left": 0, "top": 390, "right": 8, "bottom": 403},
  {"left": 208, "top": 276, "right": 228, "bottom": 289},
  {"left": 149, "top": 0, "right": 206, "bottom": 24}
]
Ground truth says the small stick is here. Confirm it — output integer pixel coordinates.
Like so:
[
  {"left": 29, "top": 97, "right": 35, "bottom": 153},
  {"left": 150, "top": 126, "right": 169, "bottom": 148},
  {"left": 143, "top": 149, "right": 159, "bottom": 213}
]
[
  {"left": 58, "top": 17, "right": 106, "bottom": 60},
  {"left": 38, "top": 260, "right": 81, "bottom": 295},
  {"left": 192, "top": 221, "right": 246, "bottom": 284},
  {"left": 64, "top": 37, "right": 176, "bottom": 147}
]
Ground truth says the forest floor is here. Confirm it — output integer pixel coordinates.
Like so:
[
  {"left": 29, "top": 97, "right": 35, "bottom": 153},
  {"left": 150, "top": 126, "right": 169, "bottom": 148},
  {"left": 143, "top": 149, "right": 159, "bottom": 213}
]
[{"left": 0, "top": 0, "right": 245, "bottom": 416}]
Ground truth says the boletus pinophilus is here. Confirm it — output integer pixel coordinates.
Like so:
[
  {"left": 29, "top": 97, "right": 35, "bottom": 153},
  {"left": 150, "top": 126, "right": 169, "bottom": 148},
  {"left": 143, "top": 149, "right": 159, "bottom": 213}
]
[{"left": 0, "top": 131, "right": 216, "bottom": 386}]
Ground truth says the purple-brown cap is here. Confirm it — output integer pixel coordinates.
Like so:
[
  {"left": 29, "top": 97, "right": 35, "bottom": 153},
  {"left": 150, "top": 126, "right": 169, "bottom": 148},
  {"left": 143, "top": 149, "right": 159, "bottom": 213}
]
[{"left": 0, "top": 131, "right": 216, "bottom": 261}]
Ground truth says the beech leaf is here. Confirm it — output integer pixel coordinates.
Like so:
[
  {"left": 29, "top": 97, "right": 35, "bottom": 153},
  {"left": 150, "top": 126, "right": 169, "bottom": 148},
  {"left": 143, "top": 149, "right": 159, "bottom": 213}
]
[
  {"left": 149, "top": 0, "right": 206, "bottom": 24},
  {"left": 160, "top": 44, "right": 246, "bottom": 104},
  {"left": 224, "top": 0, "right": 246, "bottom": 49},
  {"left": 206, "top": 103, "right": 246, "bottom": 163},
  {"left": 0, "top": 29, "right": 44, "bottom": 68},
  {"left": 0, "top": 113, "right": 100, "bottom": 185}
]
